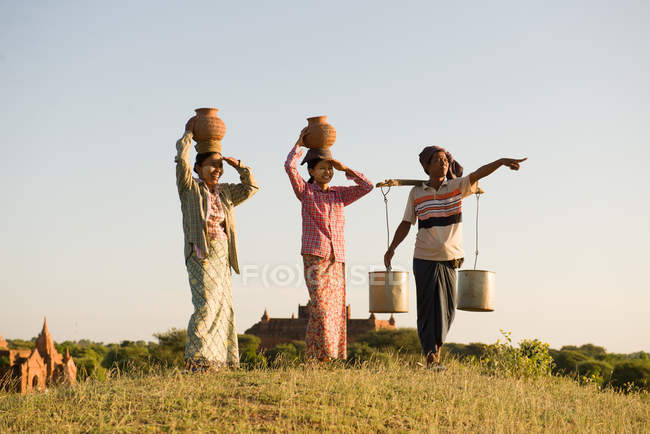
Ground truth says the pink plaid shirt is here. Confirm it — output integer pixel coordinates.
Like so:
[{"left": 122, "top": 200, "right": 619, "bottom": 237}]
[
  {"left": 203, "top": 182, "right": 228, "bottom": 242},
  {"left": 285, "top": 145, "right": 374, "bottom": 263}
]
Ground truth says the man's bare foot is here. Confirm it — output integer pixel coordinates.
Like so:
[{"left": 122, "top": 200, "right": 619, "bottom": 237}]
[{"left": 427, "top": 350, "right": 441, "bottom": 365}]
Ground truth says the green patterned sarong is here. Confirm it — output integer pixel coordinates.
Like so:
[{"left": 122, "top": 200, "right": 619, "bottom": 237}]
[{"left": 185, "top": 239, "right": 239, "bottom": 367}]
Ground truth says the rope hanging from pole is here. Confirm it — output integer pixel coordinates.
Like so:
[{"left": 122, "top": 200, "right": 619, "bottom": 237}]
[
  {"left": 380, "top": 186, "right": 392, "bottom": 251},
  {"left": 473, "top": 191, "right": 480, "bottom": 270}
]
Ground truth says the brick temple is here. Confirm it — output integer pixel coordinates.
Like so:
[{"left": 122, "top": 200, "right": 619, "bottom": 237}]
[
  {"left": 245, "top": 304, "right": 396, "bottom": 350},
  {"left": 0, "top": 318, "right": 77, "bottom": 394}
]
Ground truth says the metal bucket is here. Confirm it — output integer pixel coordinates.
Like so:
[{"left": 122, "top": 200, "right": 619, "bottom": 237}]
[
  {"left": 457, "top": 270, "right": 495, "bottom": 312},
  {"left": 368, "top": 271, "right": 409, "bottom": 313}
]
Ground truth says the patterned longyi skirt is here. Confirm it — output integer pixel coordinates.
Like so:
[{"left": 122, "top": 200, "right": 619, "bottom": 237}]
[
  {"left": 185, "top": 239, "right": 239, "bottom": 368},
  {"left": 302, "top": 254, "right": 347, "bottom": 360}
]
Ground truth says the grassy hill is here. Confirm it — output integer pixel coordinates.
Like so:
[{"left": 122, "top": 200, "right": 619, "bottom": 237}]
[{"left": 1, "top": 358, "right": 648, "bottom": 432}]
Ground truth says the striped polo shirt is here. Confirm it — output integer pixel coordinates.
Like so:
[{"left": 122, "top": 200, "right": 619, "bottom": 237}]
[{"left": 402, "top": 176, "right": 478, "bottom": 261}]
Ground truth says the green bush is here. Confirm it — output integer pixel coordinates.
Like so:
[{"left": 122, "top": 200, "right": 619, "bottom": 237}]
[
  {"left": 347, "top": 342, "right": 391, "bottom": 366},
  {"left": 238, "top": 335, "right": 266, "bottom": 369},
  {"left": 560, "top": 344, "right": 607, "bottom": 358},
  {"left": 240, "top": 350, "right": 267, "bottom": 369},
  {"left": 628, "top": 351, "right": 649, "bottom": 360},
  {"left": 55, "top": 340, "right": 109, "bottom": 359},
  {"left": 102, "top": 342, "right": 152, "bottom": 373},
  {"left": 289, "top": 340, "right": 306, "bottom": 359},
  {"left": 443, "top": 343, "right": 488, "bottom": 361},
  {"left": 347, "top": 343, "right": 375, "bottom": 364},
  {"left": 608, "top": 359, "right": 650, "bottom": 392},
  {"left": 552, "top": 350, "right": 590, "bottom": 376},
  {"left": 355, "top": 329, "right": 421, "bottom": 354},
  {"left": 149, "top": 329, "right": 186, "bottom": 368},
  {"left": 480, "top": 331, "right": 553, "bottom": 378},
  {"left": 576, "top": 360, "right": 613, "bottom": 386},
  {"left": 72, "top": 348, "right": 107, "bottom": 380},
  {"left": 7, "top": 339, "right": 34, "bottom": 350},
  {"left": 264, "top": 343, "right": 301, "bottom": 366},
  {"left": 237, "top": 334, "right": 260, "bottom": 354}
]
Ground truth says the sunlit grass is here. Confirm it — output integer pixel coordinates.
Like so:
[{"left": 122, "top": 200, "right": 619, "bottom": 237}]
[{"left": 1, "top": 357, "right": 648, "bottom": 432}]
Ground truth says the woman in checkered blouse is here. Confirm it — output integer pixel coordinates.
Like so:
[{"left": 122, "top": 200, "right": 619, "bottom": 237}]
[{"left": 284, "top": 128, "right": 374, "bottom": 361}]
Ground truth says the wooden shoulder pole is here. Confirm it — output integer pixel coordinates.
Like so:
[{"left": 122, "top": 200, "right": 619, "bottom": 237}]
[{"left": 376, "top": 179, "right": 485, "bottom": 194}]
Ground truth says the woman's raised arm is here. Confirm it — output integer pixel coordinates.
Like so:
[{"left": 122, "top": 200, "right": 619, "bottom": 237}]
[
  {"left": 221, "top": 157, "right": 259, "bottom": 206},
  {"left": 284, "top": 133, "right": 308, "bottom": 200},
  {"left": 330, "top": 159, "right": 374, "bottom": 206},
  {"left": 175, "top": 130, "right": 194, "bottom": 194}
]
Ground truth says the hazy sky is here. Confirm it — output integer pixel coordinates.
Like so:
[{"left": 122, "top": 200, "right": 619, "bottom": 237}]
[{"left": 1, "top": 1, "right": 648, "bottom": 353}]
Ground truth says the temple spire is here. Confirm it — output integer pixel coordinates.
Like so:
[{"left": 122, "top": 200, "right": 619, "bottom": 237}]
[
  {"left": 40, "top": 317, "right": 53, "bottom": 343},
  {"left": 35, "top": 316, "right": 58, "bottom": 360}
]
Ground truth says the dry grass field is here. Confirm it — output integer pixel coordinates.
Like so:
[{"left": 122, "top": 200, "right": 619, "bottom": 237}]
[{"left": 1, "top": 358, "right": 648, "bottom": 432}]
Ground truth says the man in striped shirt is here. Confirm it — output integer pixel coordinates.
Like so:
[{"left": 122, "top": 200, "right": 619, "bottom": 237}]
[{"left": 384, "top": 146, "right": 526, "bottom": 367}]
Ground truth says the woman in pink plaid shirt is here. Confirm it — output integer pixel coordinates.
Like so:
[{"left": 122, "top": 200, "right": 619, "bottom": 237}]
[{"left": 285, "top": 128, "right": 374, "bottom": 361}]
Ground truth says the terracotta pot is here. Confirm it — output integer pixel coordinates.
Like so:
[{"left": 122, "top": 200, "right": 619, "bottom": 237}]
[
  {"left": 193, "top": 108, "right": 226, "bottom": 154},
  {"left": 303, "top": 116, "right": 336, "bottom": 149}
]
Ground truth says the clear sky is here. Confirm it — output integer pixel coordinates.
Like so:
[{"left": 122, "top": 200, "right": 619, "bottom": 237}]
[{"left": 1, "top": 1, "right": 648, "bottom": 353}]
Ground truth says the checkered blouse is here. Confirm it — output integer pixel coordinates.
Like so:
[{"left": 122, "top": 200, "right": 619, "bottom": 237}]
[{"left": 284, "top": 145, "right": 373, "bottom": 263}]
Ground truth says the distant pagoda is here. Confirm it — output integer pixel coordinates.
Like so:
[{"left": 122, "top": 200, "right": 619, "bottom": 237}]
[{"left": 0, "top": 318, "right": 77, "bottom": 394}]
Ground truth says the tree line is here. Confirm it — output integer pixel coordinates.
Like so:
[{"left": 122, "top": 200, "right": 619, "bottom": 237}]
[{"left": 3, "top": 328, "right": 648, "bottom": 392}]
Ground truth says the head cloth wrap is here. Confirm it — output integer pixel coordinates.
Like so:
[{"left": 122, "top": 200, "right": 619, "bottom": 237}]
[
  {"left": 300, "top": 148, "right": 333, "bottom": 165},
  {"left": 418, "top": 145, "right": 463, "bottom": 179}
]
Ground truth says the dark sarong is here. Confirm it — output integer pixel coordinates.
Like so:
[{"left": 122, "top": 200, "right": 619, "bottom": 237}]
[{"left": 413, "top": 258, "right": 461, "bottom": 355}]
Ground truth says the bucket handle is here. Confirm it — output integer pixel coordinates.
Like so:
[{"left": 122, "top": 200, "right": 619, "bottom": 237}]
[{"left": 381, "top": 185, "right": 392, "bottom": 273}]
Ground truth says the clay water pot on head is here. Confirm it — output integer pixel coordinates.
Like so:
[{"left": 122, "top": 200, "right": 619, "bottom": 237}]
[
  {"left": 368, "top": 270, "right": 409, "bottom": 313},
  {"left": 303, "top": 115, "right": 336, "bottom": 149},
  {"left": 193, "top": 108, "right": 226, "bottom": 154},
  {"left": 457, "top": 270, "right": 495, "bottom": 312}
]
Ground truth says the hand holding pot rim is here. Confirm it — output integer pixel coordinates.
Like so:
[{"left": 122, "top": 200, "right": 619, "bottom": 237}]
[{"left": 295, "top": 127, "right": 308, "bottom": 148}]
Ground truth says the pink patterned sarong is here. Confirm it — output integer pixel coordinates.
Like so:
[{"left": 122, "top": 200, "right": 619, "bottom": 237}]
[{"left": 302, "top": 254, "right": 347, "bottom": 360}]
